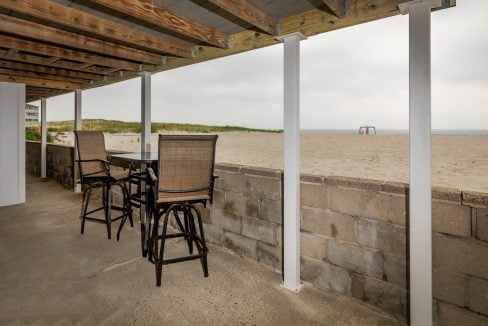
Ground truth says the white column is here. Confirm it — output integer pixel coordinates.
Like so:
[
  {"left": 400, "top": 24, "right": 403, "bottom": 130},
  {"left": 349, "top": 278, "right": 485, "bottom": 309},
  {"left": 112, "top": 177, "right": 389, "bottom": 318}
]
[
  {"left": 141, "top": 72, "right": 151, "bottom": 153},
  {"left": 279, "top": 32, "right": 306, "bottom": 292},
  {"left": 74, "top": 90, "right": 82, "bottom": 192},
  {"left": 406, "top": 1, "right": 432, "bottom": 325},
  {"left": 40, "top": 98, "right": 47, "bottom": 178}
]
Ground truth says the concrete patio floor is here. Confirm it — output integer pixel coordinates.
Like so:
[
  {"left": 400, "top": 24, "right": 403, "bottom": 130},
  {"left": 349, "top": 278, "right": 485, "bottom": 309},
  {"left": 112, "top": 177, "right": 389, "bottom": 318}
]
[{"left": 0, "top": 175, "right": 404, "bottom": 325}]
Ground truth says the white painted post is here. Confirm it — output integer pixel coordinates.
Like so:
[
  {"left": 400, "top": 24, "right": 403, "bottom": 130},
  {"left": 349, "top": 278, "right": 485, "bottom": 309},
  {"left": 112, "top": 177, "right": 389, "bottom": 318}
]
[
  {"left": 141, "top": 72, "right": 151, "bottom": 153},
  {"left": 40, "top": 98, "right": 47, "bottom": 179},
  {"left": 404, "top": 1, "right": 433, "bottom": 325},
  {"left": 74, "top": 90, "right": 82, "bottom": 192},
  {"left": 279, "top": 32, "right": 306, "bottom": 292}
]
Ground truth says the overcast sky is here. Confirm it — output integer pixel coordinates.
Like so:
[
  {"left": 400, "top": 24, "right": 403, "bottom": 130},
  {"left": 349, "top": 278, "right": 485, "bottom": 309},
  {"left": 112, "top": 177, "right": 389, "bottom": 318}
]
[{"left": 34, "top": 0, "right": 487, "bottom": 130}]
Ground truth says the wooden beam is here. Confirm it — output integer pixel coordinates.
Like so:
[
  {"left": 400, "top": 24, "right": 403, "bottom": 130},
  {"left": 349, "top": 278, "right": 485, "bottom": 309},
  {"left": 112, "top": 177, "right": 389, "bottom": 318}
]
[
  {"left": 5, "top": 49, "right": 18, "bottom": 58},
  {"left": 206, "top": 0, "right": 278, "bottom": 35},
  {"left": 0, "top": 59, "right": 101, "bottom": 81},
  {"left": 322, "top": 0, "right": 347, "bottom": 17},
  {"left": 0, "top": 67, "right": 89, "bottom": 84},
  {"left": 101, "top": 67, "right": 122, "bottom": 75},
  {"left": 44, "top": 56, "right": 61, "bottom": 64},
  {"left": 0, "top": 34, "right": 141, "bottom": 71},
  {"left": 0, "top": 13, "right": 163, "bottom": 65},
  {"left": 0, "top": 50, "right": 114, "bottom": 76},
  {"left": 91, "top": 0, "right": 229, "bottom": 48},
  {"left": 0, "top": 74, "right": 83, "bottom": 90},
  {"left": 0, "top": 0, "right": 192, "bottom": 58}
]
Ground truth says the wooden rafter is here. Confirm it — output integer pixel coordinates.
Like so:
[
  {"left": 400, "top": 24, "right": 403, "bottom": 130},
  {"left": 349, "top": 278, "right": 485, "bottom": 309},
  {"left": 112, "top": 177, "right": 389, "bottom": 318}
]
[
  {"left": 44, "top": 57, "right": 61, "bottom": 64},
  {"left": 5, "top": 49, "right": 18, "bottom": 58},
  {"left": 0, "top": 67, "right": 90, "bottom": 84},
  {"left": 0, "top": 34, "right": 141, "bottom": 71},
  {"left": 0, "top": 74, "right": 83, "bottom": 90},
  {"left": 0, "top": 59, "right": 101, "bottom": 81},
  {"left": 0, "top": 0, "right": 193, "bottom": 58},
  {"left": 0, "top": 13, "right": 164, "bottom": 65},
  {"left": 0, "top": 50, "right": 115, "bottom": 76},
  {"left": 206, "top": 0, "right": 278, "bottom": 35},
  {"left": 91, "top": 0, "right": 229, "bottom": 48},
  {"left": 321, "top": 0, "right": 348, "bottom": 17}
]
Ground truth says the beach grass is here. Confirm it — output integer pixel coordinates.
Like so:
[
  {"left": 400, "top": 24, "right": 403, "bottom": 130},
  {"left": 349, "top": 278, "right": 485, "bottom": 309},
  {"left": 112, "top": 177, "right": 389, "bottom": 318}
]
[{"left": 45, "top": 119, "right": 281, "bottom": 134}]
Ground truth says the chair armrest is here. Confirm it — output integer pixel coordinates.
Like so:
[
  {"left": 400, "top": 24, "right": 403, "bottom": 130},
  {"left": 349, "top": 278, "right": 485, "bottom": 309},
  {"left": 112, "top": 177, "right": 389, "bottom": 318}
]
[{"left": 147, "top": 167, "right": 157, "bottom": 183}]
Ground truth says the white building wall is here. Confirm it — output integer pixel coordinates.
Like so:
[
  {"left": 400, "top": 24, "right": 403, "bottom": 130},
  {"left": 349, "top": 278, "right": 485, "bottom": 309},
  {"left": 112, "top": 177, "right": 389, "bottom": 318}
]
[{"left": 0, "top": 82, "right": 26, "bottom": 206}]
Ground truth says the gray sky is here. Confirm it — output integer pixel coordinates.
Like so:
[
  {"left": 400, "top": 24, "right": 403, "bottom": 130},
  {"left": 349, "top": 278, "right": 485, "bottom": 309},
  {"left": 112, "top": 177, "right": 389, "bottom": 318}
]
[{"left": 35, "top": 0, "right": 487, "bottom": 130}]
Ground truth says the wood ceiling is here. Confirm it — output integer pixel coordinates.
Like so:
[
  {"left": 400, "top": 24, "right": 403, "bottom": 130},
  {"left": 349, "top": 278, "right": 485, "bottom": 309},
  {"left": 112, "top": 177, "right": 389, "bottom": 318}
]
[{"left": 0, "top": 0, "right": 455, "bottom": 102}]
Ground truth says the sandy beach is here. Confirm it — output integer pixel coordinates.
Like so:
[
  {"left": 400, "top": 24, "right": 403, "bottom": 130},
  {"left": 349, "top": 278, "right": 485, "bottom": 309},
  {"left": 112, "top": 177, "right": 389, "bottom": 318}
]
[{"left": 56, "top": 132, "right": 488, "bottom": 192}]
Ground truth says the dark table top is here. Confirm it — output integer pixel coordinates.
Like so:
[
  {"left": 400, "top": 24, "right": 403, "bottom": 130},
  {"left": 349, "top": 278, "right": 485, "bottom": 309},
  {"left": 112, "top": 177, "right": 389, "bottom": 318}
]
[{"left": 108, "top": 152, "right": 158, "bottom": 164}]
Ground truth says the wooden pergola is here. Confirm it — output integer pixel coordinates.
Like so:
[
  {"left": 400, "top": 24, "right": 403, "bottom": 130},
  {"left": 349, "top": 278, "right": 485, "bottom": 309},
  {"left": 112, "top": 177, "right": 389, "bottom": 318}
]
[{"left": 0, "top": 1, "right": 456, "bottom": 325}]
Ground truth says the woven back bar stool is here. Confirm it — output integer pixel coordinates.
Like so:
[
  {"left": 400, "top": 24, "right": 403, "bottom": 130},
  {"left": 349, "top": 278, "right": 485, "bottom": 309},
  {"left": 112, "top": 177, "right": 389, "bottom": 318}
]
[
  {"left": 147, "top": 134, "right": 218, "bottom": 287},
  {"left": 75, "top": 131, "right": 133, "bottom": 240}
]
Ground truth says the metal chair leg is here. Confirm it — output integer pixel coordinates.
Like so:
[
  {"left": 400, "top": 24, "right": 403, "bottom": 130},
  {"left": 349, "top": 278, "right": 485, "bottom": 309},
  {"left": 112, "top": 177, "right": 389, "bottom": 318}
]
[
  {"left": 190, "top": 205, "right": 209, "bottom": 277},
  {"left": 81, "top": 186, "right": 92, "bottom": 234},
  {"left": 105, "top": 182, "right": 112, "bottom": 239},
  {"left": 156, "top": 208, "right": 171, "bottom": 287}
]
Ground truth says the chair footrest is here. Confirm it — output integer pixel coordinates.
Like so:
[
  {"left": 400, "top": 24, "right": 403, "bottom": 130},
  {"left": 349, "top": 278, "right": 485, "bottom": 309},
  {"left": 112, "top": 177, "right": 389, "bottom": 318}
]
[{"left": 159, "top": 253, "right": 207, "bottom": 265}]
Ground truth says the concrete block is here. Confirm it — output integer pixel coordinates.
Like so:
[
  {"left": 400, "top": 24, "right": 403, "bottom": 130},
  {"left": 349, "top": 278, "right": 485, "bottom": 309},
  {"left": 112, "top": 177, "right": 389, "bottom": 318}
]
[
  {"left": 463, "top": 191, "right": 488, "bottom": 208},
  {"left": 211, "top": 189, "right": 225, "bottom": 209},
  {"left": 225, "top": 191, "right": 259, "bottom": 218},
  {"left": 257, "top": 242, "right": 281, "bottom": 271},
  {"left": 356, "top": 219, "right": 407, "bottom": 256},
  {"left": 327, "top": 241, "right": 383, "bottom": 279},
  {"left": 476, "top": 208, "right": 488, "bottom": 241},
  {"left": 211, "top": 208, "right": 241, "bottom": 233},
  {"left": 432, "top": 201, "right": 471, "bottom": 237},
  {"left": 223, "top": 231, "right": 257, "bottom": 260},
  {"left": 390, "top": 195, "right": 407, "bottom": 226},
  {"left": 433, "top": 234, "right": 488, "bottom": 280},
  {"left": 243, "top": 175, "right": 280, "bottom": 200},
  {"left": 242, "top": 216, "right": 279, "bottom": 245},
  {"left": 384, "top": 254, "right": 407, "bottom": 289},
  {"left": 301, "top": 256, "right": 351, "bottom": 295},
  {"left": 329, "top": 187, "right": 390, "bottom": 222},
  {"left": 436, "top": 302, "right": 488, "bottom": 326},
  {"left": 301, "top": 232, "right": 327, "bottom": 261},
  {"left": 351, "top": 274, "right": 407, "bottom": 320},
  {"left": 259, "top": 199, "right": 282, "bottom": 224},
  {"left": 215, "top": 171, "right": 242, "bottom": 193},
  {"left": 301, "top": 183, "right": 327, "bottom": 209},
  {"left": 301, "top": 208, "right": 355, "bottom": 242},
  {"left": 467, "top": 277, "right": 488, "bottom": 316},
  {"left": 433, "top": 268, "right": 467, "bottom": 307},
  {"left": 202, "top": 223, "right": 224, "bottom": 245}
]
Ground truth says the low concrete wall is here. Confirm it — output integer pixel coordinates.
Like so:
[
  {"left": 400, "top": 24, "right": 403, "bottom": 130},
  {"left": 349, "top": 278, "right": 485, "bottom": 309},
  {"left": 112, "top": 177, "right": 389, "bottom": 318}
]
[
  {"left": 26, "top": 141, "right": 74, "bottom": 187},
  {"left": 25, "top": 142, "right": 488, "bottom": 324}
]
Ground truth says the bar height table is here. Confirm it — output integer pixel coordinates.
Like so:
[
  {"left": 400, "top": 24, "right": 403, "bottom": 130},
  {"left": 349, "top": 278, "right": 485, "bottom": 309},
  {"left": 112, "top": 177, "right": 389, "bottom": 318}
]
[{"left": 109, "top": 152, "right": 158, "bottom": 257}]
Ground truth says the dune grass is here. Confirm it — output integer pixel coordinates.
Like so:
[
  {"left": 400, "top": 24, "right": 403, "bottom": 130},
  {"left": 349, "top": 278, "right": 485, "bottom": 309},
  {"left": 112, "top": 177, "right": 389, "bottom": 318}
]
[{"left": 46, "top": 119, "right": 281, "bottom": 134}]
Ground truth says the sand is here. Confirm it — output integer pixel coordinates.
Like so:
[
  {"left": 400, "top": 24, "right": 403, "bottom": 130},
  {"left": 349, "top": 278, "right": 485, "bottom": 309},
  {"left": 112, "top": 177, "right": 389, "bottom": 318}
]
[{"left": 56, "top": 132, "right": 488, "bottom": 192}]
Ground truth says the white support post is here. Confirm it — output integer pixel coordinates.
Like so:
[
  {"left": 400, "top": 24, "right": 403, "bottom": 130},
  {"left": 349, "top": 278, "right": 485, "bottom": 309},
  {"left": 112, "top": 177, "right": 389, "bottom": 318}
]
[
  {"left": 405, "top": 1, "right": 433, "bottom": 325},
  {"left": 74, "top": 90, "right": 82, "bottom": 193},
  {"left": 141, "top": 72, "right": 151, "bottom": 153},
  {"left": 278, "top": 32, "right": 306, "bottom": 292},
  {"left": 40, "top": 98, "right": 47, "bottom": 179}
]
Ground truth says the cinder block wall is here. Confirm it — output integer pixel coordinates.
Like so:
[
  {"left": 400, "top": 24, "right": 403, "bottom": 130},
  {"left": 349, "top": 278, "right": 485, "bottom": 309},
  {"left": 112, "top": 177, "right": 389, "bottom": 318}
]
[
  {"left": 206, "top": 163, "right": 488, "bottom": 325},
  {"left": 25, "top": 141, "right": 74, "bottom": 187},
  {"left": 25, "top": 143, "right": 488, "bottom": 324}
]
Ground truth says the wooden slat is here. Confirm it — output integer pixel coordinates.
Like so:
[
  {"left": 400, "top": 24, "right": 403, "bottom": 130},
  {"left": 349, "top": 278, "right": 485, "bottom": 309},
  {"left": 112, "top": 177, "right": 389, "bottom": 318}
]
[
  {"left": 0, "top": 0, "right": 192, "bottom": 58},
  {"left": 206, "top": 0, "right": 278, "bottom": 35},
  {"left": 0, "top": 34, "right": 140, "bottom": 71},
  {"left": 0, "top": 74, "right": 83, "bottom": 90},
  {"left": 91, "top": 0, "right": 229, "bottom": 48},
  {"left": 0, "top": 50, "right": 115, "bottom": 76},
  {"left": 0, "top": 67, "right": 89, "bottom": 84},
  {"left": 0, "top": 13, "right": 163, "bottom": 65},
  {"left": 5, "top": 48, "right": 18, "bottom": 58},
  {"left": 322, "top": 0, "right": 347, "bottom": 17},
  {"left": 44, "top": 57, "right": 61, "bottom": 64},
  {"left": 0, "top": 59, "right": 101, "bottom": 80}
]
